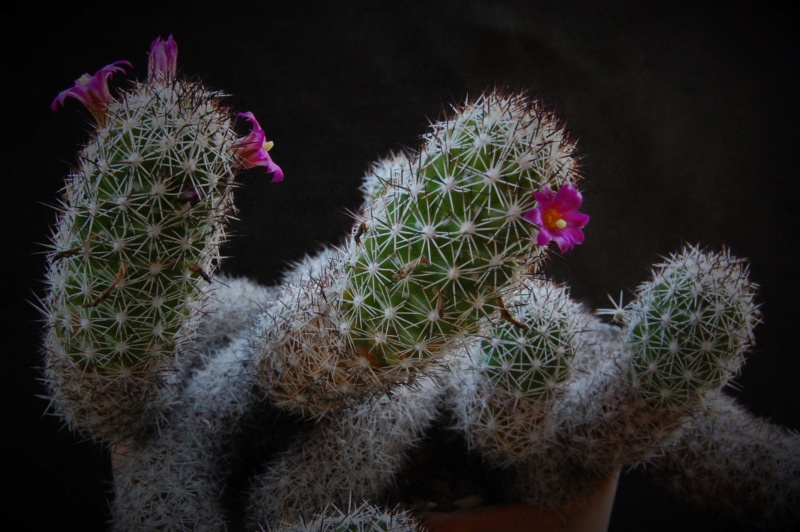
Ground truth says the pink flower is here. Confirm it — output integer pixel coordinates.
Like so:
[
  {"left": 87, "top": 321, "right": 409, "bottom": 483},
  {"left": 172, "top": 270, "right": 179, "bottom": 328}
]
[
  {"left": 235, "top": 112, "right": 284, "bottom": 182},
  {"left": 51, "top": 60, "right": 132, "bottom": 123},
  {"left": 523, "top": 183, "right": 589, "bottom": 252},
  {"left": 148, "top": 35, "right": 178, "bottom": 83}
]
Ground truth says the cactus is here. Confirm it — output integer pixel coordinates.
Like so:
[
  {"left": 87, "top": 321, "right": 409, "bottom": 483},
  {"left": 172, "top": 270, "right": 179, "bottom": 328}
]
[
  {"left": 251, "top": 91, "right": 588, "bottom": 418},
  {"left": 41, "top": 35, "right": 282, "bottom": 443},
  {"left": 271, "top": 499, "right": 423, "bottom": 532},
  {"left": 338, "top": 92, "right": 582, "bottom": 365},
  {"left": 623, "top": 245, "right": 759, "bottom": 407},
  {"left": 39, "top": 35, "right": 800, "bottom": 532},
  {"left": 445, "top": 245, "right": 766, "bottom": 511},
  {"left": 447, "top": 279, "right": 586, "bottom": 468}
]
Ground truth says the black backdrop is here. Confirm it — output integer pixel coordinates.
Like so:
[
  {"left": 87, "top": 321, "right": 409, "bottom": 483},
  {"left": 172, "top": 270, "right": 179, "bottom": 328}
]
[{"left": 3, "top": 1, "right": 797, "bottom": 530}]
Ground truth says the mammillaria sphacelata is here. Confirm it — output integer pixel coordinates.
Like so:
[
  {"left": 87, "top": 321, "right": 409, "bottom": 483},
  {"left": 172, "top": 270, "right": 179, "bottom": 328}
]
[{"left": 40, "top": 35, "right": 799, "bottom": 531}]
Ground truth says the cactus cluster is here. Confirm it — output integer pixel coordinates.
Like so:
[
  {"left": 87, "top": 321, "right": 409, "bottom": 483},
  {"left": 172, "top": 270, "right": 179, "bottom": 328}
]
[
  {"left": 39, "top": 36, "right": 799, "bottom": 531},
  {"left": 446, "top": 245, "right": 763, "bottom": 508}
]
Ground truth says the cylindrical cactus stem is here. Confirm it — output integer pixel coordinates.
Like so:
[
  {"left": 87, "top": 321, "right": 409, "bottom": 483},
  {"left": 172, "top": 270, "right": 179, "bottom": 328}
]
[
  {"left": 447, "top": 279, "right": 585, "bottom": 466},
  {"left": 644, "top": 391, "right": 800, "bottom": 529},
  {"left": 622, "top": 244, "right": 760, "bottom": 409},
  {"left": 339, "top": 90, "right": 583, "bottom": 367},
  {"left": 249, "top": 90, "right": 589, "bottom": 492},
  {"left": 446, "top": 278, "right": 611, "bottom": 507},
  {"left": 253, "top": 94, "right": 588, "bottom": 417},
  {"left": 111, "top": 337, "right": 257, "bottom": 531},
  {"left": 111, "top": 276, "right": 290, "bottom": 531},
  {"left": 245, "top": 373, "right": 443, "bottom": 529},
  {"left": 41, "top": 36, "right": 281, "bottom": 443}
]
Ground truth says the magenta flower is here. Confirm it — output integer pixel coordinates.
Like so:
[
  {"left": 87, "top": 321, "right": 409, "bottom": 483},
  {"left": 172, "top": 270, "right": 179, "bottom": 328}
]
[
  {"left": 235, "top": 112, "right": 284, "bottom": 182},
  {"left": 523, "top": 183, "right": 589, "bottom": 252},
  {"left": 51, "top": 60, "right": 132, "bottom": 123},
  {"left": 148, "top": 34, "right": 178, "bottom": 83}
]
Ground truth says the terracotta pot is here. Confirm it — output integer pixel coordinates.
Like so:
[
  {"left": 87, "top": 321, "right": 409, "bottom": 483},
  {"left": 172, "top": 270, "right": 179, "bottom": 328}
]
[{"left": 414, "top": 470, "right": 620, "bottom": 532}]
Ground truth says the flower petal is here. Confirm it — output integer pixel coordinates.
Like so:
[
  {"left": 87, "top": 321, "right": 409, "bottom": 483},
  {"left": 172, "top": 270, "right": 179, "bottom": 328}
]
[
  {"left": 51, "top": 60, "right": 132, "bottom": 121},
  {"left": 235, "top": 111, "right": 284, "bottom": 181},
  {"left": 551, "top": 183, "right": 584, "bottom": 212},
  {"left": 536, "top": 228, "right": 554, "bottom": 248},
  {"left": 148, "top": 35, "right": 178, "bottom": 83},
  {"left": 523, "top": 207, "right": 543, "bottom": 226},
  {"left": 562, "top": 211, "right": 590, "bottom": 228}
]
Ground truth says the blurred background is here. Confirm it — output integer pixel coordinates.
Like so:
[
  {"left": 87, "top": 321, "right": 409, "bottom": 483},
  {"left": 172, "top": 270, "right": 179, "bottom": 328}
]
[{"left": 2, "top": 1, "right": 797, "bottom": 529}]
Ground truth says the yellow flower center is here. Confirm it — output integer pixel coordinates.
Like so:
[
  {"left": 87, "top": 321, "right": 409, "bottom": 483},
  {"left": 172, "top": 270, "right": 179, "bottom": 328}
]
[
  {"left": 262, "top": 140, "right": 274, "bottom": 152},
  {"left": 543, "top": 207, "right": 567, "bottom": 230},
  {"left": 77, "top": 74, "right": 92, "bottom": 86}
]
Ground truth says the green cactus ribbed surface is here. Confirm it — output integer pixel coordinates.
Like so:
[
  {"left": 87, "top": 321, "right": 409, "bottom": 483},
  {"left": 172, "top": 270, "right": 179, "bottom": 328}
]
[
  {"left": 624, "top": 245, "right": 759, "bottom": 405},
  {"left": 44, "top": 80, "right": 237, "bottom": 373},
  {"left": 482, "top": 280, "right": 580, "bottom": 396},
  {"left": 339, "top": 91, "right": 581, "bottom": 365}
]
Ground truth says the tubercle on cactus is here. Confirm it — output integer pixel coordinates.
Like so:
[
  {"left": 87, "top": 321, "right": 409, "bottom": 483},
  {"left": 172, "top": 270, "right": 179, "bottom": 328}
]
[{"left": 41, "top": 35, "right": 283, "bottom": 441}]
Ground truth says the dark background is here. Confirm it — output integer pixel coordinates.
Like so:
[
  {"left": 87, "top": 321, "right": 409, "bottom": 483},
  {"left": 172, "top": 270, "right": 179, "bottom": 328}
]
[{"left": 2, "top": 1, "right": 797, "bottom": 530}]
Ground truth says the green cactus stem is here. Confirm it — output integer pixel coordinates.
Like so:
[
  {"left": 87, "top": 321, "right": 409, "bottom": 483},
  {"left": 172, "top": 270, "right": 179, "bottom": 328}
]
[
  {"left": 41, "top": 36, "right": 278, "bottom": 442},
  {"left": 623, "top": 244, "right": 759, "bottom": 408},
  {"left": 252, "top": 93, "right": 587, "bottom": 417},
  {"left": 338, "top": 90, "right": 583, "bottom": 367}
]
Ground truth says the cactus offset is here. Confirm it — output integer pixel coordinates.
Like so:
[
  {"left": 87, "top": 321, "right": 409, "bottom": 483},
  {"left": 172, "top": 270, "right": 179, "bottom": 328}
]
[
  {"left": 449, "top": 279, "right": 585, "bottom": 466},
  {"left": 623, "top": 245, "right": 759, "bottom": 408}
]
